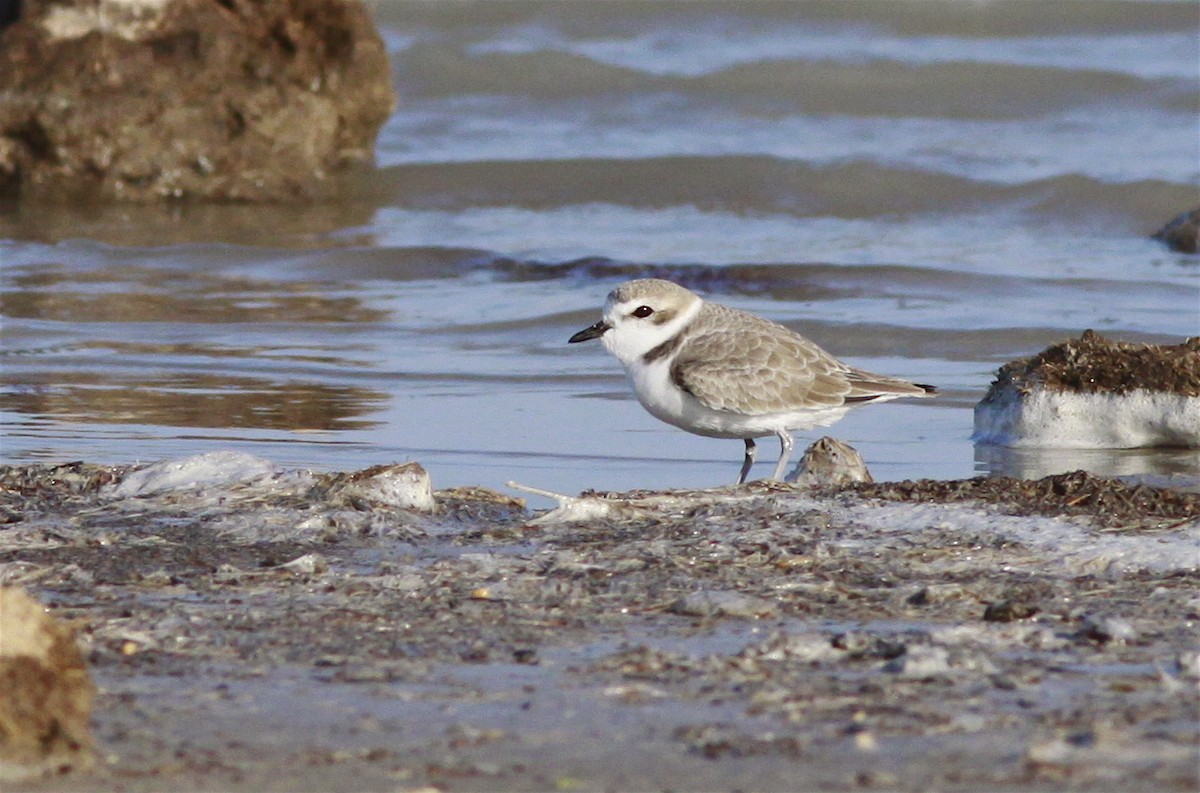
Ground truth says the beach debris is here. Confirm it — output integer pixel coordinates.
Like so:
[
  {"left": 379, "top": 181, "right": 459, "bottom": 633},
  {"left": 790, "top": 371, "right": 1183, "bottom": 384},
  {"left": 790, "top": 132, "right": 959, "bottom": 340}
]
[
  {"left": 507, "top": 480, "right": 797, "bottom": 526},
  {"left": 973, "top": 331, "right": 1200, "bottom": 448},
  {"left": 0, "top": 588, "right": 95, "bottom": 780},
  {"left": 507, "top": 482, "right": 624, "bottom": 524}
]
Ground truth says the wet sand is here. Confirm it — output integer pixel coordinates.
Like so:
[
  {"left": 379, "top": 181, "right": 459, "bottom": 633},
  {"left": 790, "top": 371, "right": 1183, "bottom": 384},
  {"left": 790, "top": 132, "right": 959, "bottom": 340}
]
[{"left": 2, "top": 461, "right": 1198, "bottom": 792}]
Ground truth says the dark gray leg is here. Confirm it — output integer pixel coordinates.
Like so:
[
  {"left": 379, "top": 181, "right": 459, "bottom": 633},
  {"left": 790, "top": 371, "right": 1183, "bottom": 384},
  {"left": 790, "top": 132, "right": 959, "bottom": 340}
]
[
  {"left": 771, "top": 430, "right": 795, "bottom": 481},
  {"left": 736, "top": 438, "right": 756, "bottom": 484}
]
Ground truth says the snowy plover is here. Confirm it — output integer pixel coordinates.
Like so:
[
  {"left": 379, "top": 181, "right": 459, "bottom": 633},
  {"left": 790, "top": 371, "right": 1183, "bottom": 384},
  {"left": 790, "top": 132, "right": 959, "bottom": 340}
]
[{"left": 569, "top": 279, "right": 936, "bottom": 483}]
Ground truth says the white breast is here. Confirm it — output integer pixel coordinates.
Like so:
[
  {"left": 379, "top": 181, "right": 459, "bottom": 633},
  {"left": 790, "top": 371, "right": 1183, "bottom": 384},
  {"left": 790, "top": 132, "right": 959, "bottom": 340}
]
[{"left": 627, "top": 358, "right": 687, "bottom": 427}]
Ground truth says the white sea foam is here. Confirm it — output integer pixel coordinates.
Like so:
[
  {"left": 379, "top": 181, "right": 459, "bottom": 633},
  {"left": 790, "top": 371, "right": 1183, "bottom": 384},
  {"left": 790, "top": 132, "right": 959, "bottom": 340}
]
[
  {"left": 104, "top": 451, "right": 296, "bottom": 499},
  {"left": 832, "top": 500, "right": 1200, "bottom": 577},
  {"left": 973, "top": 388, "right": 1200, "bottom": 449}
]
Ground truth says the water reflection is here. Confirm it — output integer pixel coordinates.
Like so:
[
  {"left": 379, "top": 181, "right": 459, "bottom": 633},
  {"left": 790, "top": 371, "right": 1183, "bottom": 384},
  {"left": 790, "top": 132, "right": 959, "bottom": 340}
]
[
  {"left": 0, "top": 189, "right": 380, "bottom": 248},
  {"left": 1, "top": 262, "right": 392, "bottom": 436},
  {"left": 976, "top": 443, "right": 1200, "bottom": 487},
  {"left": 1, "top": 373, "right": 385, "bottom": 431},
  {"left": 1, "top": 266, "right": 387, "bottom": 324}
]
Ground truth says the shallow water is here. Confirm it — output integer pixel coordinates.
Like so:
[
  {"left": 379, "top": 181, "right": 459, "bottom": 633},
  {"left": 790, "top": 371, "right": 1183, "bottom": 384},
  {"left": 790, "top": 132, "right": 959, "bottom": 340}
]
[{"left": 1, "top": 1, "right": 1197, "bottom": 496}]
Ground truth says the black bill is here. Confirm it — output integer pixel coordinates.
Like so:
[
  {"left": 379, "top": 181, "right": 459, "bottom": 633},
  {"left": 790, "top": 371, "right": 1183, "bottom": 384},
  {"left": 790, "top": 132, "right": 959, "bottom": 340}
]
[{"left": 568, "top": 320, "right": 610, "bottom": 343}]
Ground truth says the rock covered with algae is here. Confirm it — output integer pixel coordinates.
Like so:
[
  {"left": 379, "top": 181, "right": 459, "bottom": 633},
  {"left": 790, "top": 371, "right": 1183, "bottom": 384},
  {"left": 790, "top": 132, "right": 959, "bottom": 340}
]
[{"left": 973, "top": 330, "right": 1200, "bottom": 449}]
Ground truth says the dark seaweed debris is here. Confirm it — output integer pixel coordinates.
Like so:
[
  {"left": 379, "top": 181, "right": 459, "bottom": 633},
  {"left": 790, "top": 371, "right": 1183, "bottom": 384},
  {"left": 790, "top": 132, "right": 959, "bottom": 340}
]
[
  {"left": 980, "top": 330, "right": 1200, "bottom": 399},
  {"left": 0, "top": 462, "right": 126, "bottom": 515},
  {"left": 835, "top": 469, "right": 1200, "bottom": 528}
]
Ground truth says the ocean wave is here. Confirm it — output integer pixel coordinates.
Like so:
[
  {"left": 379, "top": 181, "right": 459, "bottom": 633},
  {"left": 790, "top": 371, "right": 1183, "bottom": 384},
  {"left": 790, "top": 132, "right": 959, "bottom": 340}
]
[
  {"left": 394, "top": 43, "right": 1193, "bottom": 119},
  {"left": 380, "top": 1, "right": 1194, "bottom": 42},
  {"left": 370, "top": 158, "right": 1196, "bottom": 228}
]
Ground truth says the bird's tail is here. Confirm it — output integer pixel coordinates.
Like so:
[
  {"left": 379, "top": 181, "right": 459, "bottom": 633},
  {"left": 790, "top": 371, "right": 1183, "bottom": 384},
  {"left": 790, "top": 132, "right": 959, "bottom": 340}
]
[{"left": 843, "top": 369, "right": 937, "bottom": 402}]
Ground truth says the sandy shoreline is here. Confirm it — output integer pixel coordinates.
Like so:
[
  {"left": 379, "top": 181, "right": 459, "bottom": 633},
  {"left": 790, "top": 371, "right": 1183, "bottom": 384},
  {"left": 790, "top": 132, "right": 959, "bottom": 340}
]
[{"left": 2, "top": 460, "right": 1198, "bottom": 792}]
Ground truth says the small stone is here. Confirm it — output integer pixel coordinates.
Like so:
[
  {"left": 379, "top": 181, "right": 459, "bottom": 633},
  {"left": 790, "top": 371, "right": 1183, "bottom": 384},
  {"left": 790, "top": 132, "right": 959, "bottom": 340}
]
[
  {"left": 1153, "top": 207, "right": 1200, "bottom": 253},
  {"left": 884, "top": 645, "right": 951, "bottom": 677},
  {"left": 1174, "top": 650, "right": 1200, "bottom": 678},
  {"left": 280, "top": 553, "right": 329, "bottom": 575},
  {"left": 512, "top": 648, "right": 538, "bottom": 665},
  {"left": 603, "top": 683, "right": 667, "bottom": 703},
  {"left": 323, "top": 463, "right": 436, "bottom": 512},
  {"left": 787, "top": 437, "right": 873, "bottom": 486},
  {"left": 853, "top": 730, "right": 878, "bottom": 752},
  {"left": 832, "top": 631, "right": 872, "bottom": 656},
  {"left": 832, "top": 632, "right": 906, "bottom": 660},
  {"left": 1077, "top": 614, "right": 1136, "bottom": 644},
  {"left": 983, "top": 599, "right": 1039, "bottom": 622},
  {"left": 138, "top": 569, "right": 174, "bottom": 588}
]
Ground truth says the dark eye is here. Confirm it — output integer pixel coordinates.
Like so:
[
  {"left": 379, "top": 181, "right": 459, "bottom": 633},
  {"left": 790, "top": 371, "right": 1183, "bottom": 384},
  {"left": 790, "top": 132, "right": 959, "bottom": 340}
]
[{"left": 632, "top": 305, "right": 654, "bottom": 318}]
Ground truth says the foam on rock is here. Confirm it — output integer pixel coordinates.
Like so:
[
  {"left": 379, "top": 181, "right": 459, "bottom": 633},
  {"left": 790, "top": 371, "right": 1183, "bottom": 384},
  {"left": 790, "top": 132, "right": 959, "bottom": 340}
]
[{"left": 974, "top": 331, "right": 1200, "bottom": 449}]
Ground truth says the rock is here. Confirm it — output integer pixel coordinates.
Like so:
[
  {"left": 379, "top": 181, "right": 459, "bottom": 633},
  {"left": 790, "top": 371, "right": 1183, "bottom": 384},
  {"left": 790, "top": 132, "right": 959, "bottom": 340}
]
[
  {"left": 0, "top": 587, "right": 95, "bottom": 780},
  {"left": 973, "top": 331, "right": 1200, "bottom": 448},
  {"left": 787, "top": 436, "right": 873, "bottom": 486},
  {"left": 1153, "top": 208, "right": 1200, "bottom": 254},
  {"left": 0, "top": 0, "right": 395, "bottom": 202}
]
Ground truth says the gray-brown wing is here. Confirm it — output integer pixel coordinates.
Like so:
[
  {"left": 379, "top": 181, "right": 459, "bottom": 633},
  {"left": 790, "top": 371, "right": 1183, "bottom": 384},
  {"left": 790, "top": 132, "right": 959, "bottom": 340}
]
[{"left": 669, "top": 304, "right": 853, "bottom": 415}]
